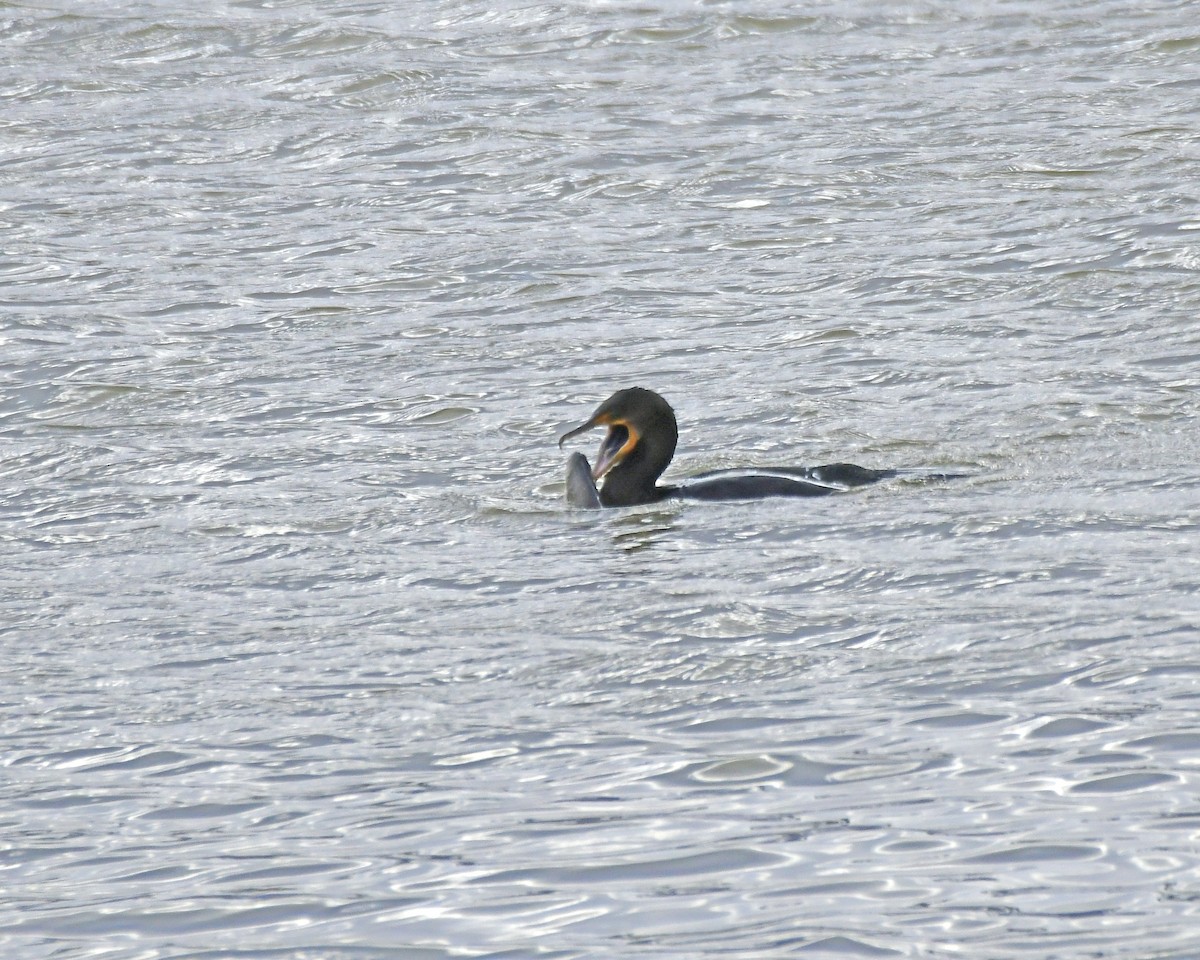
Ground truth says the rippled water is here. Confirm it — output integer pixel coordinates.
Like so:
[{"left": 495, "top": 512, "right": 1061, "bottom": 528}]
[{"left": 4, "top": 1, "right": 1200, "bottom": 957}]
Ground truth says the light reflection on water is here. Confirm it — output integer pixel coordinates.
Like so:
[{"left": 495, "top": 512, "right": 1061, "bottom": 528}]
[{"left": 3, "top": 0, "right": 1200, "bottom": 958}]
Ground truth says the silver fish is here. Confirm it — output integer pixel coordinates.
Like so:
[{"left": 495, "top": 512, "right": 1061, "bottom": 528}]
[{"left": 564, "top": 451, "right": 601, "bottom": 509}]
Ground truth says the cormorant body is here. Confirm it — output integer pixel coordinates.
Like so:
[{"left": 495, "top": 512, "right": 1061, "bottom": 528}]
[{"left": 558, "top": 387, "right": 897, "bottom": 508}]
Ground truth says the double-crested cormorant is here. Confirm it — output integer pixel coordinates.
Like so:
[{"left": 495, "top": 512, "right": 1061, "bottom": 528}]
[{"left": 558, "top": 387, "right": 896, "bottom": 508}]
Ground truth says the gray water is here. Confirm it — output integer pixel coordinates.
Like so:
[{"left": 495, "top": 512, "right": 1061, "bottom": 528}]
[{"left": 3, "top": 1, "right": 1200, "bottom": 957}]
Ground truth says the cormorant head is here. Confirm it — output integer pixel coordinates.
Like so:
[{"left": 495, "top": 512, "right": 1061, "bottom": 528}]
[{"left": 558, "top": 387, "right": 678, "bottom": 504}]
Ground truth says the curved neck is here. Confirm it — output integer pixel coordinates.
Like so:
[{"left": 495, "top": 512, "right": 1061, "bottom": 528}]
[{"left": 599, "top": 427, "right": 676, "bottom": 506}]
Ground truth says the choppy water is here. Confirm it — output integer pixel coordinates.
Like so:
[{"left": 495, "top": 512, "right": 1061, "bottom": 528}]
[{"left": 3, "top": 1, "right": 1200, "bottom": 957}]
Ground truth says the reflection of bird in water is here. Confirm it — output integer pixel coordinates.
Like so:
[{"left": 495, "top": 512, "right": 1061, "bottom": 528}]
[{"left": 559, "top": 387, "right": 897, "bottom": 508}]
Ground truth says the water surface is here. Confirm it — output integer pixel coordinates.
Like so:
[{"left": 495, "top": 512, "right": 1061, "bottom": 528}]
[{"left": 3, "top": 1, "right": 1200, "bottom": 957}]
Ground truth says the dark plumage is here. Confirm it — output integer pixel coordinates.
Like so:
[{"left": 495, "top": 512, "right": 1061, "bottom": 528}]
[{"left": 558, "top": 387, "right": 894, "bottom": 508}]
